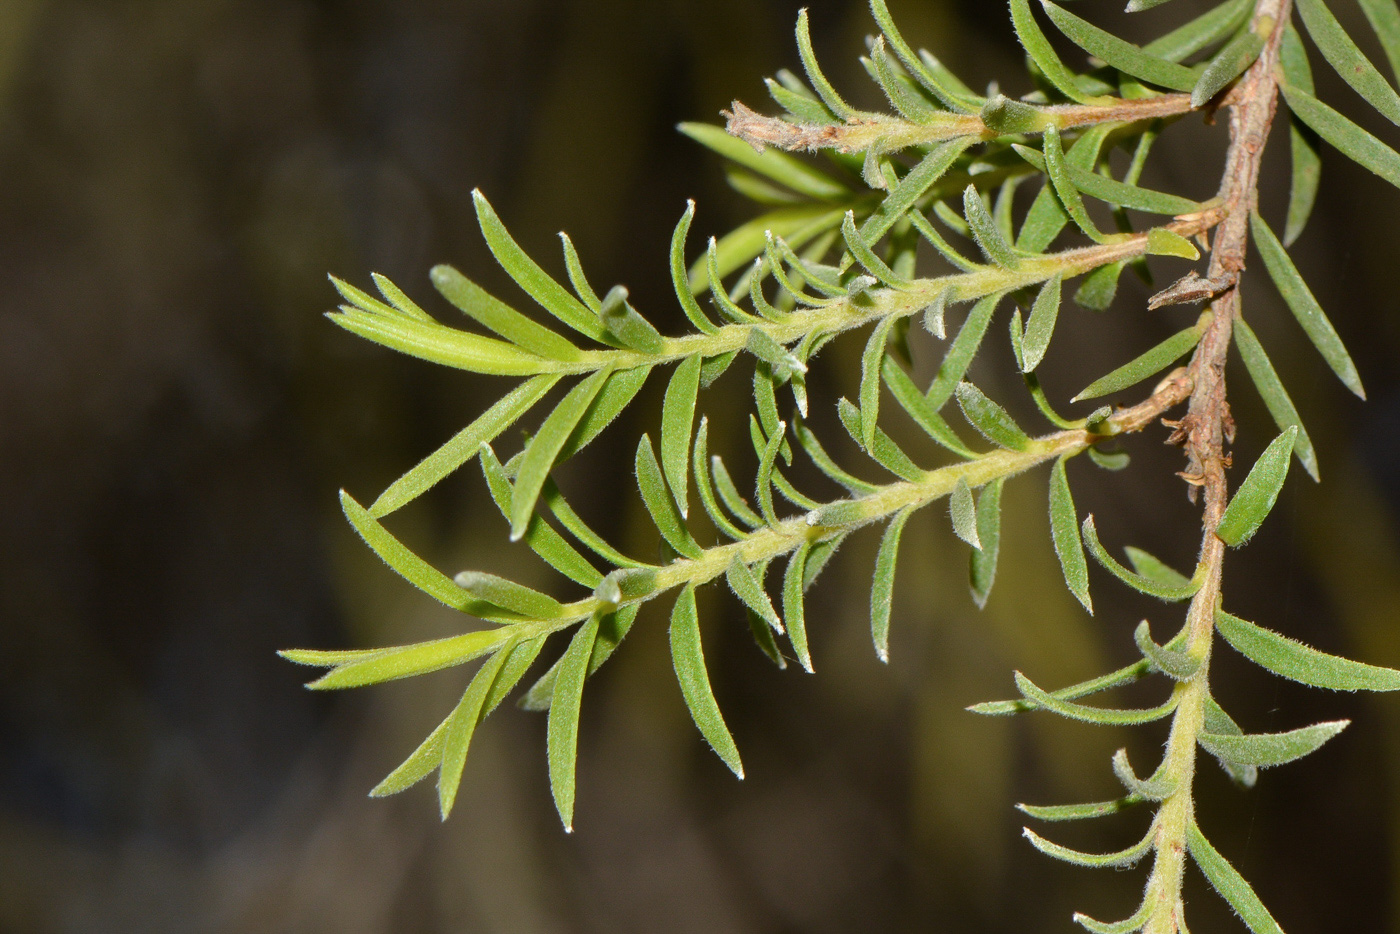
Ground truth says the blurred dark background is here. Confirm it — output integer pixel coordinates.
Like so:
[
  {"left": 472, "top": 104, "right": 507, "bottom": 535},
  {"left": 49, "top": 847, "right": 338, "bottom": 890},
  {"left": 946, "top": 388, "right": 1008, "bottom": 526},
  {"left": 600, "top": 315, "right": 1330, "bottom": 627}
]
[{"left": 2, "top": 0, "right": 1399, "bottom": 930}]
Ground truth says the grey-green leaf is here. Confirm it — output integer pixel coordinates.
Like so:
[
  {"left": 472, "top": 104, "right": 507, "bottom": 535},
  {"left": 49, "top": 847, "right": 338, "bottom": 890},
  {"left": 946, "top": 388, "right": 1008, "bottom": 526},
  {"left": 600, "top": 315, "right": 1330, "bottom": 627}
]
[
  {"left": 1280, "top": 26, "right": 1321, "bottom": 246},
  {"left": 1023, "top": 825, "right": 1152, "bottom": 868},
  {"left": 969, "top": 478, "right": 1004, "bottom": 609},
  {"left": 1041, "top": 1, "right": 1199, "bottom": 91},
  {"left": 1192, "top": 25, "right": 1265, "bottom": 108},
  {"left": 370, "top": 374, "right": 561, "bottom": 517},
  {"left": 860, "top": 317, "right": 897, "bottom": 451},
  {"left": 661, "top": 355, "right": 702, "bottom": 519},
  {"left": 963, "top": 184, "right": 1020, "bottom": 267},
  {"left": 430, "top": 265, "right": 583, "bottom": 361},
  {"left": 1250, "top": 210, "right": 1365, "bottom": 398},
  {"left": 1216, "top": 608, "right": 1400, "bottom": 691},
  {"left": 1359, "top": 0, "right": 1400, "bottom": 84},
  {"left": 1134, "top": 620, "right": 1200, "bottom": 680},
  {"left": 547, "top": 613, "right": 601, "bottom": 831},
  {"left": 599, "top": 286, "right": 665, "bottom": 355},
  {"left": 1187, "top": 822, "right": 1286, "bottom": 934},
  {"left": 1049, "top": 456, "right": 1093, "bottom": 613},
  {"left": 1199, "top": 720, "right": 1348, "bottom": 768},
  {"left": 1282, "top": 80, "right": 1400, "bottom": 193},
  {"left": 1082, "top": 515, "right": 1201, "bottom": 601},
  {"left": 1022, "top": 274, "right": 1062, "bottom": 372},
  {"left": 438, "top": 646, "right": 510, "bottom": 818},
  {"left": 871, "top": 506, "right": 914, "bottom": 663},
  {"left": 927, "top": 294, "right": 1000, "bottom": 410},
  {"left": 783, "top": 543, "right": 814, "bottom": 673},
  {"left": 1072, "top": 325, "right": 1202, "bottom": 401},
  {"left": 950, "top": 477, "right": 980, "bottom": 549},
  {"left": 1297, "top": 0, "right": 1400, "bottom": 125},
  {"left": 670, "top": 585, "right": 744, "bottom": 778},
  {"left": 1009, "top": 0, "right": 1104, "bottom": 103},
  {"left": 727, "top": 557, "right": 783, "bottom": 635},
  {"left": 1215, "top": 426, "right": 1297, "bottom": 547},
  {"left": 1015, "top": 671, "right": 1179, "bottom": 724},
  {"left": 956, "top": 382, "right": 1032, "bottom": 451},
  {"left": 1234, "top": 317, "right": 1320, "bottom": 480},
  {"left": 452, "top": 571, "right": 565, "bottom": 619},
  {"left": 511, "top": 368, "right": 612, "bottom": 541}
]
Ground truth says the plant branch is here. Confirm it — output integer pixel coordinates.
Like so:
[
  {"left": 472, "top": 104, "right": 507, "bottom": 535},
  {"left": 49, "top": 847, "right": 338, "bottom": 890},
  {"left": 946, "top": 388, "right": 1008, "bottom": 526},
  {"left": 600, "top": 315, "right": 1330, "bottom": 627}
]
[{"left": 1141, "top": 3, "right": 1291, "bottom": 930}]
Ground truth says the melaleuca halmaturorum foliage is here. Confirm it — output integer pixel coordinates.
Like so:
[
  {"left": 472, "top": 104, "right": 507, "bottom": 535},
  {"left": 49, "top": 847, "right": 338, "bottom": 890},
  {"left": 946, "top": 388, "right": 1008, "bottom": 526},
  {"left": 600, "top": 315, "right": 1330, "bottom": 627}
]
[{"left": 284, "top": 1, "right": 1399, "bottom": 930}]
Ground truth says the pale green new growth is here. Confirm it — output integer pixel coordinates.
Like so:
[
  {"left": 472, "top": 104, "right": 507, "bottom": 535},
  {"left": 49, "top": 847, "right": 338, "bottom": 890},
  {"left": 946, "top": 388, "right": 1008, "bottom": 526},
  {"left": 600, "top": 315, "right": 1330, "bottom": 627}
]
[{"left": 288, "top": 0, "right": 1395, "bottom": 930}]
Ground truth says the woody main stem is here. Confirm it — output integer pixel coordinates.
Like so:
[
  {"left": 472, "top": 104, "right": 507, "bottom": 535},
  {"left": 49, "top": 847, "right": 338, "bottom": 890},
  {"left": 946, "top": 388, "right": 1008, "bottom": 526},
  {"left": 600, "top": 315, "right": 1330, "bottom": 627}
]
[{"left": 1141, "top": 1, "right": 1292, "bottom": 931}]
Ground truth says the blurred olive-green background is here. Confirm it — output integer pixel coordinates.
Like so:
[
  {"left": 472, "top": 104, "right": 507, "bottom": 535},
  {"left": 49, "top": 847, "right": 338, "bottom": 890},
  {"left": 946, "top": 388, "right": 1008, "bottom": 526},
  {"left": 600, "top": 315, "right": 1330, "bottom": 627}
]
[{"left": 2, "top": 0, "right": 1400, "bottom": 930}]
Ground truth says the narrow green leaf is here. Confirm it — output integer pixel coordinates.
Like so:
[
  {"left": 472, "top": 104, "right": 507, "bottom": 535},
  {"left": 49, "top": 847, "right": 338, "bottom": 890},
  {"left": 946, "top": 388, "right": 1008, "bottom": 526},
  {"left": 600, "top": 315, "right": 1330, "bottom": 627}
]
[
  {"left": 635, "top": 434, "right": 703, "bottom": 558},
  {"left": 1018, "top": 126, "right": 1113, "bottom": 252},
  {"left": 369, "top": 272, "right": 433, "bottom": 322},
  {"left": 882, "top": 358, "right": 976, "bottom": 458},
  {"left": 547, "top": 613, "right": 601, "bottom": 831},
  {"left": 1072, "top": 324, "right": 1202, "bottom": 401},
  {"left": 540, "top": 478, "right": 653, "bottom": 570},
  {"left": 484, "top": 636, "right": 547, "bottom": 715},
  {"left": 1187, "top": 822, "right": 1286, "bottom": 934},
  {"left": 1234, "top": 318, "right": 1320, "bottom": 480},
  {"left": 677, "top": 122, "right": 850, "bottom": 201},
  {"left": 794, "top": 421, "right": 878, "bottom": 495},
  {"left": 1192, "top": 25, "right": 1265, "bottom": 108},
  {"left": 955, "top": 382, "right": 1032, "bottom": 450},
  {"left": 864, "top": 38, "right": 940, "bottom": 121},
  {"left": 1045, "top": 126, "right": 1108, "bottom": 242},
  {"left": 963, "top": 184, "right": 1021, "bottom": 267},
  {"left": 430, "top": 265, "right": 583, "bottom": 362},
  {"left": 795, "top": 8, "right": 859, "bottom": 119},
  {"left": 843, "top": 211, "right": 910, "bottom": 289},
  {"left": 693, "top": 419, "right": 749, "bottom": 540},
  {"left": 1050, "top": 456, "right": 1092, "bottom": 613},
  {"left": 438, "top": 646, "right": 511, "bottom": 818},
  {"left": 711, "top": 454, "right": 764, "bottom": 528},
  {"left": 341, "top": 491, "right": 473, "bottom": 610},
  {"left": 1022, "top": 274, "right": 1062, "bottom": 372},
  {"left": 473, "top": 190, "right": 609, "bottom": 343},
  {"left": 370, "top": 374, "right": 561, "bottom": 517},
  {"left": 1282, "top": 80, "right": 1400, "bottom": 195},
  {"left": 1134, "top": 620, "right": 1200, "bottom": 680},
  {"left": 837, "top": 398, "right": 927, "bottom": 481},
  {"left": 765, "top": 73, "right": 839, "bottom": 123},
  {"left": 969, "top": 478, "right": 1004, "bottom": 609},
  {"left": 288, "top": 629, "right": 512, "bottom": 691},
  {"left": 452, "top": 571, "right": 565, "bottom": 619},
  {"left": 693, "top": 204, "right": 846, "bottom": 295},
  {"left": 1215, "top": 426, "right": 1297, "bottom": 547},
  {"left": 1281, "top": 25, "right": 1322, "bottom": 246},
  {"left": 1216, "top": 608, "right": 1400, "bottom": 691},
  {"left": 1199, "top": 720, "right": 1349, "bottom": 768},
  {"left": 783, "top": 543, "right": 814, "bottom": 673},
  {"left": 558, "top": 232, "right": 603, "bottom": 312},
  {"left": 1112, "top": 748, "right": 1176, "bottom": 800},
  {"left": 1023, "top": 825, "right": 1152, "bottom": 868},
  {"left": 510, "top": 369, "right": 612, "bottom": 541},
  {"left": 970, "top": 655, "right": 1157, "bottom": 716},
  {"left": 1016, "top": 796, "right": 1143, "bottom": 822},
  {"left": 1146, "top": 227, "right": 1201, "bottom": 260},
  {"left": 1250, "top": 211, "right": 1365, "bottom": 398},
  {"left": 369, "top": 713, "right": 452, "bottom": 798},
  {"left": 1041, "top": 1, "right": 1199, "bottom": 91},
  {"left": 1359, "top": 0, "right": 1400, "bottom": 84},
  {"left": 1073, "top": 261, "right": 1126, "bottom": 312},
  {"left": 746, "top": 606, "right": 789, "bottom": 669},
  {"left": 1297, "top": 0, "right": 1400, "bottom": 124},
  {"left": 1015, "top": 671, "right": 1178, "bottom": 724},
  {"left": 861, "top": 138, "right": 976, "bottom": 246},
  {"left": 1124, "top": 547, "right": 1195, "bottom": 591},
  {"left": 753, "top": 416, "right": 788, "bottom": 525},
  {"left": 949, "top": 477, "right": 980, "bottom": 549},
  {"left": 519, "top": 607, "right": 638, "bottom": 711},
  {"left": 1082, "top": 515, "right": 1201, "bottom": 601},
  {"left": 869, "top": 0, "right": 981, "bottom": 111},
  {"left": 871, "top": 506, "right": 914, "bottom": 663},
  {"left": 670, "top": 585, "right": 744, "bottom": 778},
  {"left": 1142, "top": 0, "right": 1251, "bottom": 63},
  {"left": 328, "top": 309, "right": 549, "bottom": 375},
  {"left": 1203, "top": 697, "right": 1260, "bottom": 787},
  {"left": 859, "top": 318, "right": 896, "bottom": 451},
  {"left": 556, "top": 364, "right": 653, "bottom": 464},
  {"left": 727, "top": 557, "right": 784, "bottom": 635},
  {"left": 1011, "top": 145, "right": 1202, "bottom": 216},
  {"left": 1073, "top": 903, "right": 1153, "bottom": 934},
  {"left": 670, "top": 202, "right": 719, "bottom": 334},
  {"left": 927, "top": 294, "right": 1001, "bottom": 409},
  {"left": 661, "top": 356, "right": 702, "bottom": 519},
  {"left": 1009, "top": 0, "right": 1104, "bottom": 103},
  {"left": 598, "top": 286, "right": 665, "bottom": 354}
]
